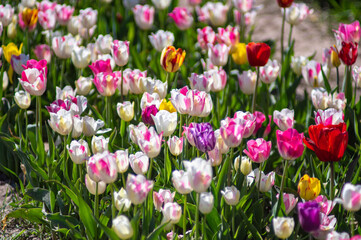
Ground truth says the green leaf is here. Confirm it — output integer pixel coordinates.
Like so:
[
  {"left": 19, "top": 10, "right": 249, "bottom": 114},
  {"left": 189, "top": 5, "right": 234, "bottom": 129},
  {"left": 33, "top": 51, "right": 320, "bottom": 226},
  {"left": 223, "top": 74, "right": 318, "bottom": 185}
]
[
  {"left": 321, "top": 66, "right": 331, "bottom": 93},
  {"left": 77, "top": 195, "right": 96, "bottom": 240},
  {"left": 5, "top": 208, "right": 47, "bottom": 226},
  {"left": 146, "top": 221, "right": 170, "bottom": 240}
]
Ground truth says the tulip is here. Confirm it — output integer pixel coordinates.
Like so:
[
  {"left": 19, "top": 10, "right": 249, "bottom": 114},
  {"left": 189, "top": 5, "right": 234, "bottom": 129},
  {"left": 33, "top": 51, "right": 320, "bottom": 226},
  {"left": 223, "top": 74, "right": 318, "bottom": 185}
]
[
  {"left": 183, "top": 158, "right": 212, "bottom": 193},
  {"left": 208, "top": 68, "right": 227, "bottom": 92},
  {"left": 162, "top": 202, "right": 182, "bottom": 231},
  {"left": 311, "top": 88, "right": 330, "bottom": 110},
  {"left": 140, "top": 77, "right": 168, "bottom": 99},
  {"left": 183, "top": 123, "right": 196, "bottom": 146},
  {"left": 87, "top": 151, "right": 117, "bottom": 183},
  {"left": 277, "top": 0, "right": 294, "bottom": 8},
  {"left": 315, "top": 195, "right": 335, "bottom": 215},
  {"left": 234, "top": 111, "right": 257, "bottom": 138},
  {"left": 85, "top": 174, "right": 106, "bottom": 195},
  {"left": 302, "top": 60, "right": 325, "bottom": 87},
  {"left": 114, "top": 150, "right": 129, "bottom": 174},
  {"left": 220, "top": 117, "right": 244, "bottom": 148},
  {"left": 52, "top": 34, "right": 77, "bottom": 59},
  {"left": 240, "top": 156, "right": 252, "bottom": 176},
  {"left": 95, "top": 34, "right": 113, "bottom": 55},
  {"left": 129, "top": 151, "right": 149, "bottom": 175},
  {"left": 278, "top": 193, "right": 298, "bottom": 215},
  {"left": 2, "top": 43, "right": 22, "bottom": 65},
  {"left": 112, "top": 215, "right": 133, "bottom": 239},
  {"left": 138, "top": 127, "right": 163, "bottom": 158},
  {"left": 14, "top": 90, "right": 31, "bottom": 109},
  {"left": 126, "top": 174, "right": 154, "bottom": 205},
  {"left": 11, "top": 54, "right": 29, "bottom": 75},
  {"left": 208, "top": 145, "right": 222, "bottom": 167},
  {"left": 303, "top": 123, "right": 348, "bottom": 163},
  {"left": 298, "top": 201, "right": 321, "bottom": 232},
  {"left": 48, "top": 109, "right": 73, "bottom": 135},
  {"left": 78, "top": 24, "right": 96, "bottom": 40},
  {"left": 199, "top": 192, "right": 214, "bottom": 214},
  {"left": 339, "top": 41, "right": 358, "bottom": 66},
  {"left": 72, "top": 115, "right": 83, "bottom": 138},
  {"left": 46, "top": 96, "right": 86, "bottom": 115},
  {"left": 71, "top": 46, "right": 91, "bottom": 69},
  {"left": 79, "top": 8, "right": 98, "bottom": 29},
  {"left": 19, "top": 59, "right": 47, "bottom": 96},
  {"left": 76, "top": 76, "right": 93, "bottom": 95},
  {"left": 213, "top": 129, "right": 229, "bottom": 154},
  {"left": 314, "top": 108, "right": 344, "bottom": 126},
  {"left": 117, "top": 101, "right": 134, "bottom": 122},
  {"left": 149, "top": 30, "right": 175, "bottom": 52},
  {"left": 142, "top": 105, "right": 158, "bottom": 126},
  {"left": 2, "top": 72, "right": 8, "bottom": 90},
  {"left": 334, "top": 21, "right": 361, "bottom": 44},
  {"left": 189, "top": 72, "right": 213, "bottom": 92},
  {"left": 34, "top": 44, "right": 51, "bottom": 63},
  {"left": 232, "top": 0, "right": 253, "bottom": 12},
  {"left": 272, "top": 217, "right": 295, "bottom": 239},
  {"left": 55, "top": 4, "right": 74, "bottom": 26},
  {"left": 114, "top": 188, "right": 132, "bottom": 212},
  {"left": 152, "top": 0, "right": 171, "bottom": 10},
  {"left": 291, "top": 56, "right": 307, "bottom": 76},
  {"left": 172, "top": 170, "right": 193, "bottom": 194},
  {"left": 19, "top": 8, "right": 38, "bottom": 31},
  {"left": 273, "top": 108, "right": 294, "bottom": 131},
  {"left": 325, "top": 231, "right": 351, "bottom": 240},
  {"left": 111, "top": 40, "right": 129, "bottom": 67},
  {"left": 197, "top": 2, "right": 229, "bottom": 27},
  {"left": 331, "top": 45, "right": 341, "bottom": 68},
  {"left": 335, "top": 183, "right": 361, "bottom": 212},
  {"left": 190, "top": 123, "right": 216, "bottom": 153},
  {"left": 38, "top": 9, "right": 56, "bottom": 30},
  {"left": 124, "top": 68, "right": 147, "bottom": 94},
  {"left": 169, "top": 7, "right": 193, "bottom": 30},
  {"left": 160, "top": 46, "right": 186, "bottom": 73},
  {"left": 252, "top": 169, "right": 275, "bottom": 192},
  {"left": 151, "top": 110, "right": 177, "bottom": 137},
  {"left": 246, "top": 42, "right": 271, "bottom": 67},
  {"left": 259, "top": 59, "right": 280, "bottom": 84},
  {"left": 67, "top": 16, "right": 79, "bottom": 35},
  {"left": 153, "top": 189, "right": 175, "bottom": 211},
  {"left": 67, "top": 139, "right": 90, "bottom": 164},
  {"left": 129, "top": 122, "right": 148, "bottom": 145},
  {"left": 297, "top": 174, "right": 321, "bottom": 201},
  {"left": 93, "top": 71, "right": 120, "bottom": 97},
  {"left": 252, "top": 111, "right": 266, "bottom": 135},
  {"left": 310, "top": 213, "right": 337, "bottom": 239},
  {"left": 0, "top": 4, "right": 14, "bottom": 26},
  {"left": 284, "top": 3, "right": 313, "bottom": 26},
  {"left": 167, "top": 136, "right": 183, "bottom": 157},
  {"left": 221, "top": 186, "right": 240, "bottom": 206},
  {"left": 237, "top": 70, "right": 257, "bottom": 95},
  {"left": 140, "top": 92, "right": 161, "bottom": 110},
  {"left": 132, "top": 5, "right": 154, "bottom": 30},
  {"left": 208, "top": 43, "right": 230, "bottom": 67},
  {"left": 216, "top": 26, "right": 239, "bottom": 52},
  {"left": 328, "top": 92, "right": 347, "bottom": 111},
  {"left": 276, "top": 128, "right": 304, "bottom": 160},
  {"left": 232, "top": 43, "right": 248, "bottom": 65},
  {"left": 197, "top": 27, "right": 216, "bottom": 51},
  {"left": 243, "top": 138, "right": 271, "bottom": 163},
  {"left": 353, "top": 65, "right": 361, "bottom": 88}
]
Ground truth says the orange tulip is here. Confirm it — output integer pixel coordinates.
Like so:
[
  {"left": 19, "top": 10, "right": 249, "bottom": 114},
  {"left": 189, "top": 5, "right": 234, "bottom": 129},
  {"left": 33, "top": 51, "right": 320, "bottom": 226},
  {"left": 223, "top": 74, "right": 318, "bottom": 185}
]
[
  {"left": 160, "top": 46, "right": 186, "bottom": 73},
  {"left": 19, "top": 8, "right": 38, "bottom": 31}
]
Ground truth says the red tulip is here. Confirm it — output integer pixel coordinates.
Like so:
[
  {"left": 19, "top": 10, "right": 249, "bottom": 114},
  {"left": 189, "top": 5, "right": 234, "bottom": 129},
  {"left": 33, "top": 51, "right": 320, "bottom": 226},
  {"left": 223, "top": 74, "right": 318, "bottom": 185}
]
[
  {"left": 303, "top": 123, "right": 348, "bottom": 162},
  {"left": 277, "top": 0, "right": 294, "bottom": 8},
  {"left": 339, "top": 41, "right": 358, "bottom": 66},
  {"left": 246, "top": 42, "right": 271, "bottom": 67}
]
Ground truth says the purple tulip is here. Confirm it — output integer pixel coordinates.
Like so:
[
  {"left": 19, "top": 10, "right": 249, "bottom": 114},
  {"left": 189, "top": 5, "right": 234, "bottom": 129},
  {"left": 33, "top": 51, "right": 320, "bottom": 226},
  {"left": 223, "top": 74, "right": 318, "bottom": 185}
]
[
  {"left": 190, "top": 123, "right": 216, "bottom": 153},
  {"left": 142, "top": 105, "right": 158, "bottom": 125},
  {"left": 297, "top": 201, "right": 321, "bottom": 232}
]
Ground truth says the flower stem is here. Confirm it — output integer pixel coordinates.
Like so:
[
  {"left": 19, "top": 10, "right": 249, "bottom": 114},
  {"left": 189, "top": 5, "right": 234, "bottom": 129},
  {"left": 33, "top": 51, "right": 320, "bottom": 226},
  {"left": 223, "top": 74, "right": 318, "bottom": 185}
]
[
  {"left": 288, "top": 25, "right": 293, "bottom": 47},
  {"left": 147, "top": 158, "right": 154, "bottom": 180},
  {"left": 330, "top": 162, "right": 335, "bottom": 200},
  {"left": 232, "top": 206, "right": 235, "bottom": 236},
  {"left": 351, "top": 211, "right": 355, "bottom": 236},
  {"left": 94, "top": 182, "right": 99, "bottom": 240},
  {"left": 251, "top": 67, "right": 260, "bottom": 113},
  {"left": 195, "top": 193, "right": 200, "bottom": 239},
  {"left": 171, "top": 71, "right": 179, "bottom": 90},
  {"left": 36, "top": 96, "right": 42, "bottom": 144},
  {"left": 60, "top": 59, "right": 65, "bottom": 88},
  {"left": 275, "top": 160, "right": 289, "bottom": 217},
  {"left": 281, "top": 9, "right": 286, "bottom": 66},
  {"left": 120, "top": 66, "right": 124, "bottom": 101},
  {"left": 26, "top": 30, "right": 30, "bottom": 55},
  {"left": 111, "top": 183, "right": 116, "bottom": 219},
  {"left": 25, "top": 110, "right": 28, "bottom": 150},
  {"left": 183, "top": 195, "right": 187, "bottom": 237},
  {"left": 336, "top": 67, "right": 340, "bottom": 93},
  {"left": 18, "top": 110, "right": 23, "bottom": 149},
  {"left": 202, "top": 214, "right": 207, "bottom": 238},
  {"left": 122, "top": 173, "right": 126, "bottom": 189},
  {"left": 106, "top": 96, "right": 111, "bottom": 127}
]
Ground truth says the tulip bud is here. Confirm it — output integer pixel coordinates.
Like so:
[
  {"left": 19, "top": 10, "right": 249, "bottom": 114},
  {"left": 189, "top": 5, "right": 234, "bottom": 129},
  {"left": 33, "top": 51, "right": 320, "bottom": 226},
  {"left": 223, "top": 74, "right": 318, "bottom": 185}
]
[
  {"left": 167, "top": 136, "right": 183, "bottom": 157},
  {"left": 331, "top": 45, "right": 341, "bottom": 68},
  {"left": 85, "top": 174, "right": 106, "bottom": 195},
  {"left": 91, "top": 135, "right": 109, "bottom": 154},
  {"left": 76, "top": 76, "right": 93, "bottom": 95},
  {"left": 183, "top": 158, "right": 213, "bottom": 193},
  {"left": 126, "top": 174, "right": 154, "bottom": 205},
  {"left": 14, "top": 90, "right": 31, "bottom": 109},
  {"left": 199, "top": 192, "right": 214, "bottom": 214},
  {"left": 112, "top": 215, "right": 133, "bottom": 239},
  {"left": 297, "top": 174, "right": 321, "bottom": 201},
  {"left": 272, "top": 217, "right": 295, "bottom": 239},
  {"left": 7, "top": 21, "right": 17, "bottom": 39},
  {"left": 67, "top": 139, "right": 90, "bottom": 164},
  {"left": 114, "top": 188, "right": 132, "bottom": 212},
  {"left": 153, "top": 189, "right": 175, "bottom": 211},
  {"left": 117, "top": 101, "right": 134, "bottom": 122},
  {"left": 129, "top": 151, "right": 149, "bottom": 175},
  {"left": 172, "top": 170, "right": 193, "bottom": 194},
  {"left": 240, "top": 156, "right": 252, "bottom": 176},
  {"left": 115, "top": 150, "right": 129, "bottom": 173},
  {"left": 221, "top": 186, "right": 240, "bottom": 206}
]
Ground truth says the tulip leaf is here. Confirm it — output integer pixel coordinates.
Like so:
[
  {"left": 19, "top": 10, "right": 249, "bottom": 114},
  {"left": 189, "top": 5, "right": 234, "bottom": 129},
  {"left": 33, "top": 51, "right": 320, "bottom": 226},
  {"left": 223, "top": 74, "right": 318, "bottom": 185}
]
[
  {"left": 146, "top": 220, "right": 171, "bottom": 240},
  {"left": 93, "top": 215, "right": 120, "bottom": 240},
  {"left": 320, "top": 66, "right": 331, "bottom": 93},
  {"left": 77, "top": 195, "right": 96, "bottom": 240}
]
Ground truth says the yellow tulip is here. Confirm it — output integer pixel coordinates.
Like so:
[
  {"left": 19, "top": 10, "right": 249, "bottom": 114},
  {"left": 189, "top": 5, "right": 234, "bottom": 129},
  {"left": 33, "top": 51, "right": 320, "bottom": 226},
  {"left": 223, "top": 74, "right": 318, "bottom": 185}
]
[
  {"left": 232, "top": 43, "right": 248, "bottom": 65},
  {"left": 331, "top": 45, "right": 341, "bottom": 68},
  {"left": 159, "top": 99, "right": 176, "bottom": 113},
  {"left": 20, "top": 8, "right": 38, "bottom": 30},
  {"left": 2, "top": 42, "right": 23, "bottom": 63},
  {"left": 297, "top": 174, "right": 321, "bottom": 201},
  {"left": 160, "top": 46, "right": 186, "bottom": 73}
]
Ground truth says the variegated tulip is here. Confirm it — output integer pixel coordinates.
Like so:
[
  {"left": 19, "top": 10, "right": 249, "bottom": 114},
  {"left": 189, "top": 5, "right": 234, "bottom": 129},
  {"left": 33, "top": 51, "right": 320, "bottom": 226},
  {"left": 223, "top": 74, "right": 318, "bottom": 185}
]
[
  {"left": 161, "top": 46, "right": 186, "bottom": 73},
  {"left": 67, "top": 139, "right": 90, "bottom": 164},
  {"left": 14, "top": 90, "right": 31, "bottom": 109},
  {"left": 114, "top": 188, "right": 132, "bottom": 212},
  {"left": 87, "top": 151, "right": 117, "bottom": 183},
  {"left": 111, "top": 40, "right": 129, "bottom": 67},
  {"left": 273, "top": 108, "right": 294, "bottom": 131},
  {"left": 132, "top": 5, "right": 154, "bottom": 30},
  {"left": 138, "top": 127, "right": 163, "bottom": 158},
  {"left": 172, "top": 170, "right": 193, "bottom": 194},
  {"left": 149, "top": 30, "right": 175, "bottom": 52},
  {"left": 126, "top": 174, "right": 154, "bottom": 205},
  {"left": 115, "top": 150, "right": 129, "bottom": 173},
  {"left": 184, "top": 158, "right": 212, "bottom": 193},
  {"left": 117, "top": 101, "right": 134, "bottom": 122},
  {"left": 153, "top": 189, "right": 175, "bottom": 211},
  {"left": 129, "top": 151, "right": 149, "bottom": 175},
  {"left": 85, "top": 174, "right": 106, "bottom": 195},
  {"left": 19, "top": 59, "right": 48, "bottom": 96},
  {"left": 91, "top": 135, "right": 109, "bottom": 154},
  {"left": 167, "top": 136, "right": 183, "bottom": 156},
  {"left": 48, "top": 109, "right": 73, "bottom": 135},
  {"left": 237, "top": 70, "right": 257, "bottom": 95},
  {"left": 82, "top": 116, "right": 105, "bottom": 137}
]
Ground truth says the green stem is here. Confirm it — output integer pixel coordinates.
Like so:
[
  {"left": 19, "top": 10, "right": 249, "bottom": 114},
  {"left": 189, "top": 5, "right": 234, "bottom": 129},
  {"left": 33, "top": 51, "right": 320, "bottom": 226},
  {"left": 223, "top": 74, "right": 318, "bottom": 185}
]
[
  {"left": 36, "top": 96, "right": 42, "bottom": 144},
  {"left": 251, "top": 67, "right": 260, "bottom": 113},
  {"left": 195, "top": 193, "right": 200, "bottom": 239},
  {"left": 179, "top": 114, "right": 183, "bottom": 138},
  {"left": 183, "top": 195, "right": 187, "bottom": 237},
  {"left": 111, "top": 184, "right": 116, "bottom": 219},
  {"left": 26, "top": 30, "right": 30, "bottom": 55},
  {"left": 171, "top": 71, "right": 179, "bottom": 90},
  {"left": 166, "top": 72, "right": 170, "bottom": 92},
  {"left": 336, "top": 67, "right": 340, "bottom": 93},
  {"left": 351, "top": 211, "right": 355, "bottom": 236},
  {"left": 60, "top": 59, "right": 65, "bottom": 88},
  {"left": 106, "top": 96, "right": 112, "bottom": 127},
  {"left": 202, "top": 214, "right": 206, "bottom": 239},
  {"left": 281, "top": 8, "right": 286, "bottom": 66},
  {"left": 120, "top": 66, "right": 124, "bottom": 101},
  {"left": 232, "top": 206, "right": 235, "bottom": 236},
  {"left": 330, "top": 162, "right": 334, "bottom": 200},
  {"left": 147, "top": 158, "right": 154, "bottom": 179},
  {"left": 25, "top": 110, "right": 28, "bottom": 150},
  {"left": 288, "top": 25, "right": 293, "bottom": 47},
  {"left": 18, "top": 110, "right": 23, "bottom": 149},
  {"left": 227, "top": 148, "right": 234, "bottom": 186},
  {"left": 78, "top": 164, "right": 83, "bottom": 195},
  {"left": 122, "top": 173, "right": 126, "bottom": 189},
  {"left": 94, "top": 182, "right": 99, "bottom": 240},
  {"left": 275, "top": 160, "right": 289, "bottom": 217}
]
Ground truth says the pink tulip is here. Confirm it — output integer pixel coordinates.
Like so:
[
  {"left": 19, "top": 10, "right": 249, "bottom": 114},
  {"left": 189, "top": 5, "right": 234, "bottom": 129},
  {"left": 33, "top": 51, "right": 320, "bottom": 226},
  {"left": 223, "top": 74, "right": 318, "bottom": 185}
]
[
  {"left": 197, "top": 26, "right": 216, "bottom": 51},
  {"left": 126, "top": 174, "right": 154, "bottom": 205},
  {"left": 232, "top": 0, "right": 253, "bottom": 12},
  {"left": 89, "top": 59, "right": 112, "bottom": 75},
  {"left": 208, "top": 43, "right": 230, "bottom": 67},
  {"left": 153, "top": 189, "right": 175, "bottom": 211},
  {"left": 137, "top": 127, "right": 163, "bottom": 158},
  {"left": 189, "top": 72, "right": 213, "bottom": 92},
  {"left": 334, "top": 21, "right": 361, "bottom": 44},
  {"left": 172, "top": 170, "right": 193, "bottom": 194},
  {"left": 37, "top": 1, "right": 57, "bottom": 12},
  {"left": 132, "top": 5, "right": 154, "bottom": 30},
  {"left": 129, "top": 151, "right": 149, "bottom": 175},
  {"left": 19, "top": 59, "right": 47, "bottom": 96},
  {"left": 67, "top": 139, "right": 90, "bottom": 164},
  {"left": 335, "top": 183, "right": 361, "bottom": 212},
  {"left": 52, "top": 34, "right": 78, "bottom": 59},
  {"left": 315, "top": 195, "right": 335, "bottom": 216},
  {"left": 243, "top": 138, "right": 271, "bottom": 163},
  {"left": 276, "top": 129, "right": 304, "bottom": 161},
  {"left": 220, "top": 117, "right": 244, "bottom": 148},
  {"left": 79, "top": 8, "right": 98, "bottom": 29},
  {"left": 38, "top": 9, "right": 56, "bottom": 30},
  {"left": 273, "top": 108, "right": 294, "bottom": 131},
  {"left": 301, "top": 60, "right": 324, "bottom": 87},
  {"left": 111, "top": 40, "right": 129, "bottom": 67},
  {"left": 140, "top": 92, "right": 161, "bottom": 110},
  {"left": 260, "top": 59, "right": 280, "bottom": 84},
  {"left": 310, "top": 213, "right": 337, "bottom": 240},
  {"left": 34, "top": 44, "right": 51, "bottom": 63},
  {"left": 208, "top": 145, "right": 222, "bottom": 167},
  {"left": 18, "top": 11, "right": 37, "bottom": 31},
  {"left": 55, "top": 4, "right": 74, "bottom": 26},
  {"left": 208, "top": 68, "right": 227, "bottom": 92},
  {"left": 46, "top": 96, "right": 87, "bottom": 116},
  {"left": 216, "top": 26, "right": 239, "bottom": 50},
  {"left": 169, "top": 7, "right": 194, "bottom": 30},
  {"left": 263, "top": 115, "right": 272, "bottom": 138},
  {"left": 277, "top": 193, "right": 298, "bottom": 215},
  {"left": 129, "top": 122, "right": 148, "bottom": 145},
  {"left": 197, "top": 2, "right": 229, "bottom": 27},
  {"left": 93, "top": 71, "right": 120, "bottom": 96},
  {"left": 141, "top": 105, "right": 158, "bottom": 125},
  {"left": 234, "top": 111, "right": 257, "bottom": 138},
  {"left": 0, "top": 4, "right": 14, "bottom": 27},
  {"left": 87, "top": 151, "right": 118, "bottom": 183},
  {"left": 183, "top": 123, "right": 196, "bottom": 146},
  {"left": 124, "top": 69, "right": 147, "bottom": 94},
  {"left": 314, "top": 108, "right": 344, "bottom": 126},
  {"left": 183, "top": 158, "right": 212, "bottom": 193},
  {"left": 253, "top": 111, "right": 266, "bottom": 135},
  {"left": 167, "top": 136, "right": 184, "bottom": 156}
]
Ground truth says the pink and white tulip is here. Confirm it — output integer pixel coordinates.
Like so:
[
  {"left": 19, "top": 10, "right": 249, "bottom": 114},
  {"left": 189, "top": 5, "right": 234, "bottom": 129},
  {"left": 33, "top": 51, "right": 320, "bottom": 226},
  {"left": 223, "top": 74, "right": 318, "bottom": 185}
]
[
  {"left": 251, "top": 169, "right": 275, "bottom": 192},
  {"left": 243, "top": 138, "right": 272, "bottom": 163},
  {"left": 96, "top": 34, "right": 113, "bottom": 54},
  {"left": 87, "top": 151, "right": 117, "bottom": 183},
  {"left": 151, "top": 110, "right": 178, "bottom": 137},
  {"left": 129, "top": 151, "right": 149, "bottom": 175},
  {"left": 302, "top": 60, "right": 324, "bottom": 88},
  {"left": 48, "top": 109, "right": 73, "bottom": 135},
  {"left": 172, "top": 170, "right": 193, "bottom": 194},
  {"left": 91, "top": 135, "right": 109, "bottom": 154},
  {"left": 123, "top": 68, "right": 147, "bottom": 94},
  {"left": 260, "top": 59, "right": 280, "bottom": 84},
  {"left": 208, "top": 43, "right": 230, "bottom": 67},
  {"left": 153, "top": 189, "right": 175, "bottom": 211},
  {"left": 234, "top": 111, "right": 257, "bottom": 138},
  {"left": 38, "top": 10, "right": 56, "bottom": 30},
  {"left": 111, "top": 40, "right": 129, "bottom": 67},
  {"left": 126, "top": 174, "right": 154, "bottom": 205},
  {"left": 335, "top": 183, "right": 361, "bottom": 212},
  {"left": 34, "top": 44, "right": 51, "bottom": 63},
  {"left": 277, "top": 193, "right": 298, "bottom": 215},
  {"left": 0, "top": 4, "right": 14, "bottom": 26},
  {"left": 138, "top": 127, "right": 163, "bottom": 158},
  {"left": 19, "top": 59, "right": 48, "bottom": 96},
  {"left": 169, "top": 7, "right": 194, "bottom": 30},
  {"left": 197, "top": 27, "right": 216, "bottom": 51},
  {"left": 140, "top": 77, "right": 168, "bottom": 99},
  {"left": 232, "top": 0, "right": 253, "bottom": 12},
  {"left": 167, "top": 136, "right": 184, "bottom": 157},
  {"left": 79, "top": 8, "right": 98, "bottom": 29},
  {"left": 334, "top": 21, "right": 361, "bottom": 45},
  {"left": 314, "top": 108, "right": 344, "bottom": 126},
  {"left": 216, "top": 26, "right": 240, "bottom": 50},
  {"left": 189, "top": 72, "right": 213, "bottom": 92},
  {"left": 220, "top": 117, "right": 244, "bottom": 148},
  {"left": 161, "top": 202, "right": 182, "bottom": 230},
  {"left": 285, "top": 3, "right": 313, "bottom": 26},
  {"left": 52, "top": 34, "right": 78, "bottom": 59},
  {"left": 149, "top": 30, "right": 175, "bottom": 52},
  {"left": 140, "top": 92, "right": 161, "bottom": 110},
  {"left": 132, "top": 5, "right": 154, "bottom": 30},
  {"left": 183, "top": 158, "right": 212, "bottom": 193},
  {"left": 315, "top": 195, "right": 335, "bottom": 216},
  {"left": 273, "top": 108, "right": 294, "bottom": 131},
  {"left": 115, "top": 150, "right": 129, "bottom": 173},
  {"left": 197, "top": 2, "right": 229, "bottom": 27},
  {"left": 221, "top": 186, "right": 240, "bottom": 206},
  {"left": 67, "top": 139, "right": 90, "bottom": 164},
  {"left": 93, "top": 72, "right": 120, "bottom": 96},
  {"left": 237, "top": 70, "right": 257, "bottom": 95},
  {"left": 55, "top": 4, "right": 74, "bottom": 26}
]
